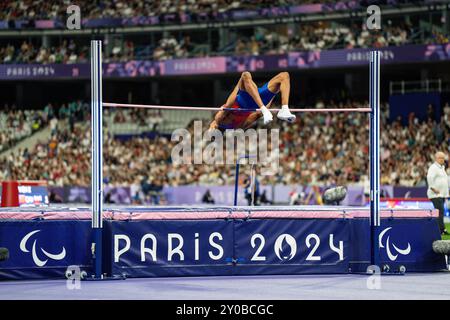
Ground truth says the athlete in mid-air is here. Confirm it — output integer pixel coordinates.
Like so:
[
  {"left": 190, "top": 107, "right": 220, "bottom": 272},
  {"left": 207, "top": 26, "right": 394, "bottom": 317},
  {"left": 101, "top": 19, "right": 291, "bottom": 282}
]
[{"left": 209, "top": 71, "right": 296, "bottom": 131}]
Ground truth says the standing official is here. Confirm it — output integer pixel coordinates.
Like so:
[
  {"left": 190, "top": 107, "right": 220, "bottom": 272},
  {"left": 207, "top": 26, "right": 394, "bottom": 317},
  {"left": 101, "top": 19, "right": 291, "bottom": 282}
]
[{"left": 427, "top": 152, "right": 449, "bottom": 235}]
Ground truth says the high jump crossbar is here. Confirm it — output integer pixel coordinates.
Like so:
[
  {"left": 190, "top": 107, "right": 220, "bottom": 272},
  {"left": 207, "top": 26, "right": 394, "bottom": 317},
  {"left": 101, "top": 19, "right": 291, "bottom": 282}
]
[
  {"left": 90, "top": 40, "right": 381, "bottom": 279},
  {"left": 103, "top": 102, "right": 371, "bottom": 113}
]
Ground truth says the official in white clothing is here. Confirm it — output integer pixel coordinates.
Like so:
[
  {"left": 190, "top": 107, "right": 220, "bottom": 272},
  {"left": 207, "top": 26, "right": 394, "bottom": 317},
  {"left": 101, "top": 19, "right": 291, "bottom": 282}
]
[{"left": 427, "top": 152, "right": 449, "bottom": 235}]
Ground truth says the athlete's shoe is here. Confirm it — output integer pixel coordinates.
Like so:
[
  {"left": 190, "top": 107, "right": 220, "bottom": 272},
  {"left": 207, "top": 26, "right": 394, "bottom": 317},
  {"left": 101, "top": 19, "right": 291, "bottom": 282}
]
[
  {"left": 260, "top": 106, "right": 273, "bottom": 125},
  {"left": 277, "top": 106, "right": 296, "bottom": 123}
]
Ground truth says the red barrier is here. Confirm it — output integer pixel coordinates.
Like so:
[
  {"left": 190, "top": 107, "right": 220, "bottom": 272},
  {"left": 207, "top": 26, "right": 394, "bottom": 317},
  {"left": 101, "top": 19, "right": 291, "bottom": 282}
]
[
  {"left": 1, "top": 181, "right": 19, "bottom": 207},
  {"left": 1, "top": 180, "right": 48, "bottom": 207}
]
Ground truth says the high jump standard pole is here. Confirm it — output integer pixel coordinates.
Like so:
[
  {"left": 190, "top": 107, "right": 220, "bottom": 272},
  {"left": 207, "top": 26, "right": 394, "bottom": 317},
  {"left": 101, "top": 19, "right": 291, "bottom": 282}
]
[
  {"left": 369, "top": 50, "right": 381, "bottom": 268},
  {"left": 91, "top": 40, "right": 103, "bottom": 279}
]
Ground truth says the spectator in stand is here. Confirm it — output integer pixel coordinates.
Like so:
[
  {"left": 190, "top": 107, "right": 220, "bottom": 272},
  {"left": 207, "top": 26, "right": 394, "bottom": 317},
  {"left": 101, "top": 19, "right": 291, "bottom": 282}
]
[
  {"left": 202, "top": 190, "right": 215, "bottom": 204},
  {"left": 235, "top": 39, "right": 248, "bottom": 55},
  {"left": 234, "top": 39, "right": 247, "bottom": 55},
  {"left": 0, "top": 108, "right": 48, "bottom": 153},
  {"left": 259, "top": 190, "right": 273, "bottom": 205},
  {"left": 427, "top": 151, "right": 449, "bottom": 235},
  {"left": 427, "top": 104, "right": 435, "bottom": 122},
  {"left": 243, "top": 173, "right": 260, "bottom": 206}
]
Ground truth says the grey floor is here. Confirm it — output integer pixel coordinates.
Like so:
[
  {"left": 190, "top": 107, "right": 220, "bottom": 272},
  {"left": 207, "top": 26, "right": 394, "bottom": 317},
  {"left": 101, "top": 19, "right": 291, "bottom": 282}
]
[{"left": 1, "top": 273, "right": 450, "bottom": 300}]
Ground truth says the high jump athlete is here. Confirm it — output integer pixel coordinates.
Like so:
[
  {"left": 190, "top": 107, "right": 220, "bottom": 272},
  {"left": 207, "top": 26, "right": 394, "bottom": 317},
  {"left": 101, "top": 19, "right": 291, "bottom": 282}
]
[{"left": 209, "top": 71, "right": 296, "bottom": 131}]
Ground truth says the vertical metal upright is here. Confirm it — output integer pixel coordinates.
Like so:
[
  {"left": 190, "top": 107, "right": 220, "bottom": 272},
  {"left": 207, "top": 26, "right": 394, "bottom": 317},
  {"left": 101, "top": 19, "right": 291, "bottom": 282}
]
[
  {"left": 369, "top": 51, "right": 381, "bottom": 267},
  {"left": 250, "top": 163, "right": 256, "bottom": 206},
  {"left": 91, "top": 40, "right": 103, "bottom": 279},
  {"left": 234, "top": 162, "right": 240, "bottom": 206},
  {"left": 233, "top": 155, "right": 257, "bottom": 206}
]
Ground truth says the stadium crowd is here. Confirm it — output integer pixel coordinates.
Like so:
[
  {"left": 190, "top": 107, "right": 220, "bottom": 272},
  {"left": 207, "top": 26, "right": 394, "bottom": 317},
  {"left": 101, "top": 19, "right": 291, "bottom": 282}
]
[
  {"left": 1, "top": 101, "right": 449, "bottom": 190},
  {"left": 0, "top": 1, "right": 420, "bottom": 21},
  {"left": 235, "top": 23, "right": 419, "bottom": 56},
  {"left": 0, "top": 107, "right": 47, "bottom": 153},
  {"left": 0, "top": 39, "right": 87, "bottom": 64},
  {"left": 1, "top": 21, "right": 447, "bottom": 64}
]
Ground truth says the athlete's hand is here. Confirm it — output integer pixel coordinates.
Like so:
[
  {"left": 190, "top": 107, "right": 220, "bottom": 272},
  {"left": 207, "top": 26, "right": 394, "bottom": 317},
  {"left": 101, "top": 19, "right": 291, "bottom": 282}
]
[{"left": 209, "top": 120, "right": 219, "bottom": 130}]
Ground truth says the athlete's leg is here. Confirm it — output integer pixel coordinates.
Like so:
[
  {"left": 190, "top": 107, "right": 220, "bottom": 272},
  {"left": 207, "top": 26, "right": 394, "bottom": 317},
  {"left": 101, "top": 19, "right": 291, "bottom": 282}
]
[
  {"left": 240, "top": 95, "right": 279, "bottom": 130},
  {"left": 213, "top": 72, "right": 275, "bottom": 131},
  {"left": 267, "top": 72, "right": 296, "bottom": 123},
  {"left": 239, "top": 72, "right": 265, "bottom": 108},
  {"left": 239, "top": 72, "right": 273, "bottom": 124},
  {"left": 267, "top": 72, "right": 290, "bottom": 106}
]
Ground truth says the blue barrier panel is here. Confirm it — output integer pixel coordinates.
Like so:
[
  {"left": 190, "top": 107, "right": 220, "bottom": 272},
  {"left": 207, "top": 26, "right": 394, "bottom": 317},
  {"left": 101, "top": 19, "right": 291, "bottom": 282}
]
[
  {"left": 0, "top": 221, "right": 92, "bottom": 280},
  {"left": 106, "top": 217, "right": 445, "bottom": 277},
  {"left": 106, "top": 220, "right": 235, "bottom": 278},
  {"left": 0, "top": 216, "right": 446, "bottom": 280},
  {"left": 233, "top": 219, "right": 350, "bottom": 275},
  {"left": 349, "top": 218, "right": 446, "bottom": 273}
]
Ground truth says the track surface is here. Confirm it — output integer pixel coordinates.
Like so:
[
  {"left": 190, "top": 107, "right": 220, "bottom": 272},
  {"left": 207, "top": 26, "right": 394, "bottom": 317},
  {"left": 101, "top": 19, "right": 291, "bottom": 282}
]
[{"left": 1, "top": 273, "right": 449, "bottom": 300}]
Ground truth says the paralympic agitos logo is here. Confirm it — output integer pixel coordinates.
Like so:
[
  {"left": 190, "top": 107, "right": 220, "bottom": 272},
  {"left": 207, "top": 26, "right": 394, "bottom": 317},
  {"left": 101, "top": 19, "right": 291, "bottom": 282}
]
[
  {"left": 20, "top": 230, "right": 66, "bottom": 267},
  {"left": 379, "top": 227, "right": 411, "bottom": 261}
]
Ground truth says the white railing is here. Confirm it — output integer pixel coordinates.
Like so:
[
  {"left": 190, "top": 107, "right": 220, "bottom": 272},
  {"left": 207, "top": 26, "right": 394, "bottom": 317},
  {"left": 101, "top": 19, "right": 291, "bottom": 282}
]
[{"left": 389, "top": 79, "right": 443, "bottom": 95}]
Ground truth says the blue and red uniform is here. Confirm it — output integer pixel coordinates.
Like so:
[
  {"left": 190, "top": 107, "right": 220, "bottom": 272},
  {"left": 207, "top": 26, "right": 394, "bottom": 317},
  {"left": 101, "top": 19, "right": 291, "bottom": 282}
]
[{"left": 218, "top": 82, "right": 277, "bottom": 130}]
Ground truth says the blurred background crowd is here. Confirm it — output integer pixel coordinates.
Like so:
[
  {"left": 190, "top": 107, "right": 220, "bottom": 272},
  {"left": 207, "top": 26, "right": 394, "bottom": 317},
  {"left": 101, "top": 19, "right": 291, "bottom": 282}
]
[
  {"left": 0, "top": 1, "right": 422, "bottom": 21},
  {"left": 1, "top": 21, "right": 448, "bottom": 64},
  {"left": 1, "top": 100, "right": 449, "bottom": 190},
  {"left": 0, "top": 0, "right": 449, "bottom": 205}
]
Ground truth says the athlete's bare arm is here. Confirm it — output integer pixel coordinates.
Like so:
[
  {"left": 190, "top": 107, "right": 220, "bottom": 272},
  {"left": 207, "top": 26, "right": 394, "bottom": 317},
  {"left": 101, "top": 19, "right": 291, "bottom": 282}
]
[
  {"left": 209, "top": 81, "right": 241, "bottom": 130},
  {"left": 223, "top": 82, "right": 240, "bottom": 108}
]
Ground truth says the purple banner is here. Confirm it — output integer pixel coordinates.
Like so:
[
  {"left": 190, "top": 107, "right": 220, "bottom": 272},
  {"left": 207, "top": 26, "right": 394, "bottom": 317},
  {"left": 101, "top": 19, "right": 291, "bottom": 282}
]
[
  {"left": 1, "top": 44, "right": 448, "bottom": 79},
  {"left": 0, "top": 64, "right": 88, "bottom": 79},
  {"left": 48, "top": 185, "right": 436, "bottom": 206},
  {"left": 122, "top": 16, "right": 160, "bottom": 26},
  {"left": 34, "top": 20, "right": 56, "bottom": 29},
  {"left": 318, "top": 44, "right": 450, "bottom": 66},
  {"left": 104, "top": 61, "right": 161, "bottom": 77},
  {"left": 49, "top": 186, "right": 131, "bottom": 204},
  {"left": 393, "top": 186, "right": 427, "bottom": 198},
  {"left": 164, "top": 185, "right": 273, "bottom": 206},
  {"left": 82, "top": 18, "right": 123, "bottom": 28},
  {"left": 267, "top": 185, "right": 364, "bottom": 206},
  {"left": 226, "top": 54, "right": 289, "bottom": 73},
  {"left": 162, "top": 185, "right": 365, "bottom": 206},
  {"left": 289, "top": 4, "right": 324, "bottom": 14},
  {"left": 164, "top": 57, "right": 227, "bottom": 75}
]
